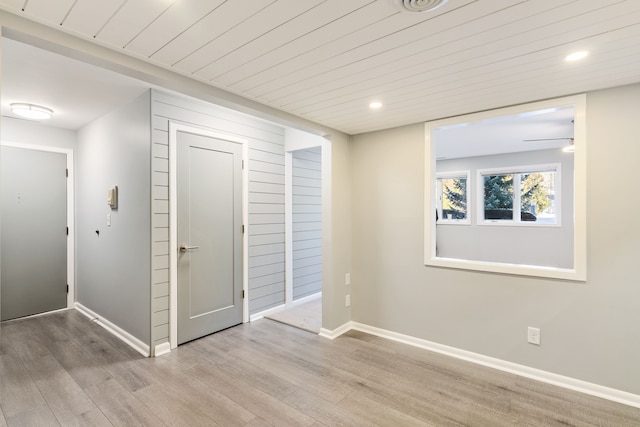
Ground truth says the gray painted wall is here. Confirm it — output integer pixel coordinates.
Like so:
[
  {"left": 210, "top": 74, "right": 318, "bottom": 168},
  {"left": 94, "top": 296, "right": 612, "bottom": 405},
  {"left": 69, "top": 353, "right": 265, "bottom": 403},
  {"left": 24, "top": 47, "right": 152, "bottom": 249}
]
[
  {"left": 150, "top": 90, "right": 287, "bottom": 349},
  {"left": 76, "top": 91, "right": 151, "bottom": 344},
  {"left": 436, "top": 149, "right": 574, "bottom": 268},
  {"left": 292, "top": 147, "right": 322, "bottom": 300},
  {"left": 350, "top": 83, "right": 640, "bottom": 395}
]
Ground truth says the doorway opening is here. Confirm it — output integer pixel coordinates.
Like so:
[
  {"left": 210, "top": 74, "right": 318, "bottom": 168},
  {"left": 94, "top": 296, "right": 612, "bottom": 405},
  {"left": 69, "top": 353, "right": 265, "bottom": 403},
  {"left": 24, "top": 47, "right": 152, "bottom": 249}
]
[{"left": 264, "top": 130, "right": 325, "bottom": 334}]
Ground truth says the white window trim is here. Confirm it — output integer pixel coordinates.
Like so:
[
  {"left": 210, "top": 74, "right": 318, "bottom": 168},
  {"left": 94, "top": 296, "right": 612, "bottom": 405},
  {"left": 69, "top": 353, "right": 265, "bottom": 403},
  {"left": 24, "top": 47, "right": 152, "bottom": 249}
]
[
  {"left": 436, "top": 170, "right": 471, "bottom": 225},
  {"left": 477, "top": 163, "right": 561, "bottom": 227},
  {"left": 424, "top": 93, "right": 587, "bottom": 282}
]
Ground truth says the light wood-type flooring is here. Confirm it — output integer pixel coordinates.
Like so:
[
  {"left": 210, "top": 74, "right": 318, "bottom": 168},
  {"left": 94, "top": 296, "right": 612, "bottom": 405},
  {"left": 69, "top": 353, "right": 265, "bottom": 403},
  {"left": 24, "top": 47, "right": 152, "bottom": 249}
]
[
  {"left": 1, "top": 310, "right": 639, "bottom": 426},
  {"left": 265, "top": 297, "right": 322, "bottom": 334}
]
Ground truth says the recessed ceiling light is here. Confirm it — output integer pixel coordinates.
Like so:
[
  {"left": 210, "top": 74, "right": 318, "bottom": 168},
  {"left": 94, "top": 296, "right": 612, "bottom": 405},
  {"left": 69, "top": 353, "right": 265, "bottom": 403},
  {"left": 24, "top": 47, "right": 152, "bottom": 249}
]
[
  {"left": 565, "top": 50, "right": 589, "bottom": 62},
  {"left": 369, "top": 101, "right": 383, "bottom": 109},
  {"left": 10, "top": 103, "right": 53, "bottom": 120}
]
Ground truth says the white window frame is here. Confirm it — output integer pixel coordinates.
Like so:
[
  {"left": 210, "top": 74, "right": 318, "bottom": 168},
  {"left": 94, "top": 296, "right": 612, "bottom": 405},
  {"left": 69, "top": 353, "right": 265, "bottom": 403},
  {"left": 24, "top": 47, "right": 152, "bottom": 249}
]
[
  {"left": 477, "top": 163, "right": 561, "bottom": 227},
  {"left": 436, "top": 171, "right": 470, "bottom": 225},
  {"left": 424, "top": 93, "right": 587, "bottom": 281}
]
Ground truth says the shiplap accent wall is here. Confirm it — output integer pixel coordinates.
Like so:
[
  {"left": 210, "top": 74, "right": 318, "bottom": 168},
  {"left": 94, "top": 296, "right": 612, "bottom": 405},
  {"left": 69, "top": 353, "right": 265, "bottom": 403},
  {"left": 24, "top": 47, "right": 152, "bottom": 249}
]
[
  {"left": 292, "top": 147, "right": 322, "bottom": 300},
  {"left": 150, "top": 90, "right": 286, "bottom": 349}
]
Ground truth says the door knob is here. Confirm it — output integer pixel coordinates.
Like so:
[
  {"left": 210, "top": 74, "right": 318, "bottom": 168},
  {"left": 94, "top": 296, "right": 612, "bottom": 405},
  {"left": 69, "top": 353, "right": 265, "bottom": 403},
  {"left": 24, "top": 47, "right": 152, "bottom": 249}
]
[{"left": 179, "top": 244, "right": 200, "bottom": 253}]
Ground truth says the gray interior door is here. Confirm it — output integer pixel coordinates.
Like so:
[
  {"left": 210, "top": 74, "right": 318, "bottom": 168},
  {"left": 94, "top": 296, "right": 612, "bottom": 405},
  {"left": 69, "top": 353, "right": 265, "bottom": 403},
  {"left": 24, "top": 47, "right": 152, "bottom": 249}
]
[
  {"left": 177, "top": 131, "right": 243, "bottom": 344},
  {"left": 1, "top": 146, "right": 67, "bottom": 321}
]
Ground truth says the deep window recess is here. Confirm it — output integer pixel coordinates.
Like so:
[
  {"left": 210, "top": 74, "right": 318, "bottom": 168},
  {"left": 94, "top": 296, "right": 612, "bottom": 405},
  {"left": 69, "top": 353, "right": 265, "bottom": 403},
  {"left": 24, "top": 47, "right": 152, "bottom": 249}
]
[
  {"left": 436, "top": 172, "right": 469, "bottom": 223},
  {"left": 479, "top": 165, "right": 560, "bottom": 225}
]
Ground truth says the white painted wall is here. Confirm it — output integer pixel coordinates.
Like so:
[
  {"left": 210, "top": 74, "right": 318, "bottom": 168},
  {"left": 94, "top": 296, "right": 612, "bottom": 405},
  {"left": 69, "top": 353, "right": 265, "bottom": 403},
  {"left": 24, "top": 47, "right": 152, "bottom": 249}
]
[
  {"left": 351, "top": 83, "right": 640, "bottom": 395},
  {"left": 1, "top": 116, "right": 76, "bottom": 149}
]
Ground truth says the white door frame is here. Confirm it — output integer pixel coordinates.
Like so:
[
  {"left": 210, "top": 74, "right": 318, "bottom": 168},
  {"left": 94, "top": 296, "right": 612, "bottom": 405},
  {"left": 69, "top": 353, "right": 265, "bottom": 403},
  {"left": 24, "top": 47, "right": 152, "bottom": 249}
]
[
  {"left": 168, "top": 123, "right": 248, "bottom": 349},
  {"left": 0, "top": 141, "right": 75, "bottom": 310}
]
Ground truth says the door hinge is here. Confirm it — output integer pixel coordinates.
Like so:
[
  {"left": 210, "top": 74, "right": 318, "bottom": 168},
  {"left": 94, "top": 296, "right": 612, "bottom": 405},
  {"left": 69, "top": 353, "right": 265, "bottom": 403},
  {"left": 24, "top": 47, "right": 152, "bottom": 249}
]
[
  {"left": 242, "top": 160, "right": 245, "bottom": 169},
  {"left": 66, "top": 284, "right": 69, "bottom": 294},
  {"left": 242, "top": 224, "right": 245, "bottom": 234},
  {"left": 66, "top": 226, "right": 69, "bottom": 235},
  {"left": 241, "top": 290, "right": 245, "bottom": 299},
  {"left": 66, "top": 168, "right": 69, "bottom": 178}
]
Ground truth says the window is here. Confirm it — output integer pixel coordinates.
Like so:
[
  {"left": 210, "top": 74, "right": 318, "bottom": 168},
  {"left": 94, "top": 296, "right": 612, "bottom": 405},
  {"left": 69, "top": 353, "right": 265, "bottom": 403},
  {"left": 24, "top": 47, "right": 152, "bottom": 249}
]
[
  {"left": 425, "top": 94, "right": 586, "bottom": 281},
  {"left": 479, "top": 164, "right": 560, "bottom": 225},
  {"left": 436, "top": 172, "right": 469, "bottom": 223}
]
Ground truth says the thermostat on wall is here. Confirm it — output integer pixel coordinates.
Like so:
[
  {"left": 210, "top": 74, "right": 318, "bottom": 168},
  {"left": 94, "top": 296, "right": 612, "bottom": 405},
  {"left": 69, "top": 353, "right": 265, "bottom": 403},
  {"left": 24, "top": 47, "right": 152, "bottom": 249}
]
[{"left": 107, "top": 186, "right": 118, "bottom": 209}]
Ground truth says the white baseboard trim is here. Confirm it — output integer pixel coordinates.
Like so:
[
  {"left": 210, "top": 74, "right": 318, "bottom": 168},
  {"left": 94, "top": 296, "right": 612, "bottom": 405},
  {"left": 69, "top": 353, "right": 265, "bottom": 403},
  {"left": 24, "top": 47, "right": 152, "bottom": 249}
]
[
  {"left": 75, "top": 303, "right": 150, "bottom": 358},
  {"left": 154, "top": 342, "right": 171, "bottom": 357},
  {"left": 349, "top": 322, "right": 640, "bottom": 409},
  {"left": 319, "top": 321, "right": 353, "bottom": 340},
  {"left": 249, "top": 304, "right": 286, "bottom": 322},
  {"left": 289, "top": 292, "right": 321, "bottom": 307}
]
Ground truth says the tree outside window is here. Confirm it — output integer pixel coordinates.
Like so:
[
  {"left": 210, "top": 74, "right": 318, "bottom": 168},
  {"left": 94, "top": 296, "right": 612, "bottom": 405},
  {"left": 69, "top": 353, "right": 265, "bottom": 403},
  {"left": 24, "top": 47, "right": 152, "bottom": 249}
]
[
  {"left": 437, "top": 173, "right": 469, "bottom": 222},
  {"left": 481, "top": 166, "right": 558, "bottom": 224}
]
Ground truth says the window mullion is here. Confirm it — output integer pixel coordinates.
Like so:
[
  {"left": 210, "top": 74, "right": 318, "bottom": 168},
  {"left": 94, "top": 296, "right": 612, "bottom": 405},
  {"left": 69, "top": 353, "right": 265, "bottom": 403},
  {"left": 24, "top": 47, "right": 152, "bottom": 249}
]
[
  {"left": 436, "top": 179, "right": 443, "bottom": 221},
  {"left": 514, "top": 174, "right": 521, "bottom": 222}
]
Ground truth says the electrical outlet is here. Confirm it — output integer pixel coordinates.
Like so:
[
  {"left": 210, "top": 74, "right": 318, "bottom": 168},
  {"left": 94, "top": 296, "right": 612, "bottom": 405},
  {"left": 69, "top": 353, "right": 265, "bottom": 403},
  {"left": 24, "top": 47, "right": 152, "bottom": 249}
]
[
  {"left": 345, "top": 273, "right": 351, "bottom": 286},
  {"left": 527, "top": 327, "right": 541, "bottom": 345},
  {"left": 345, "top": 294, "right": 351, "bottom": 307}
]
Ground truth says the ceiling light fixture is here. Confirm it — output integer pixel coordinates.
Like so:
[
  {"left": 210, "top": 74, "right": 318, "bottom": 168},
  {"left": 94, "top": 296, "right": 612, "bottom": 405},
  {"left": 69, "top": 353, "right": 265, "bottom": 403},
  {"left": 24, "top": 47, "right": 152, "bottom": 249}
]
[
  {"left": 394, "top": 0, "right": 449, "bottom": 13},
  {"left": 565, "top": 50, "right": 589, "bottom": 62},
  {"left": 10, "top": 103, "right": 53, "bottom": 120},
  {"left": 369, "top": 101, "right": 383, "bottom": 109}
]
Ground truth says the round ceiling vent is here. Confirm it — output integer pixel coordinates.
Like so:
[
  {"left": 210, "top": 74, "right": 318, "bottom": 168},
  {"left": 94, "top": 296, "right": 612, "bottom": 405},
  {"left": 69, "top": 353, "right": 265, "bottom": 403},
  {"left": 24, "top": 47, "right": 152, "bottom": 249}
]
[{"left": 395, "top": 0, "right": 449, "bottom": 13}]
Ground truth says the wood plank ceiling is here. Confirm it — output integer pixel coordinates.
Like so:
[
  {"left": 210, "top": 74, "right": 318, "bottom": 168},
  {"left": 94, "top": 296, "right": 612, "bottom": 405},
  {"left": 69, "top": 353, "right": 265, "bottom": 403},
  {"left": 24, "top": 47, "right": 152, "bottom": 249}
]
[{"left": 1, "top": 0, "right": 639, "bottom": 135}]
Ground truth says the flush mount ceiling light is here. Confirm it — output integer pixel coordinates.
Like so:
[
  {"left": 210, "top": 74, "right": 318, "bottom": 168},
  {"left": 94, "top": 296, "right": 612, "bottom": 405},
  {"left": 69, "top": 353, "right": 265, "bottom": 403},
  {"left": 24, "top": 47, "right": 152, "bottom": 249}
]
[
  {"left": 369, "top": 101, "right": 383, "bottom": 109},
  {"left": 394, "top": 0, "right": 449, "bottom": 13},
  {"left": 10, "top": 103, "right": 53, "bottom": 120},
  {"left": 565, "top": 50, "right": 589, "bottom": 62}
]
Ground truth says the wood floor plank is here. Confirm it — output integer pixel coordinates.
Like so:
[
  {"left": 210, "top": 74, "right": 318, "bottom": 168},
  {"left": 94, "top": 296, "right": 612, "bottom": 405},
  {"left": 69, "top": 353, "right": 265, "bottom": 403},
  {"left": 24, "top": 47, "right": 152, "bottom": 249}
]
[
  {"left": 222, "top": 325, "right": 352, "bottom": 404},
  {"left": 131, "top": 383, "right": 218, "bottom": 426},
  {"left": 0, "top": 406, "right": 8, "bottom": 427},
  {"left": 241, "top": 417, "right": 273, "bottom": 427},
  {"left": 186, "top": 362, "right": 317, "bottom": 426},
  {"left": 45, "top": 339, "right": 113, "bottom": 391},
  {"left": 17, "top": 353, "right": 104, "bottom": 425},
  {"left": 337, "top": 390, "right": 431, "bottom": 426},
  {"left": 57, "top": 408, "right": 113, "bottom": 427},
  {"left": 282, "top": 387, "right": 372, "bottom": 426},
  {"left": 237, "top": 344, "right": 350, "bottom": 404},
  {"left": 337, "top": 348, "right": 518, "bottom": 424},
  {"left": 137, "top": 357, "right": 257, "bottom": 426},
  {"left": 214, "top": 355, "right": 300, "bottom": 402},
  {"left": 0, "top": 343, "right": 49, "bottom": 419},
  {"left": 4, "top": 406, "right": 60, "bottom": 427},
  {"left": 84, "top": 377, "right": 165, "bottom": 426},
  {"left": 233, "top": 321, "right": 518, "bottom": 425},
  {"left": 2, "top": 311, "right": 639, "bottom": 426}
]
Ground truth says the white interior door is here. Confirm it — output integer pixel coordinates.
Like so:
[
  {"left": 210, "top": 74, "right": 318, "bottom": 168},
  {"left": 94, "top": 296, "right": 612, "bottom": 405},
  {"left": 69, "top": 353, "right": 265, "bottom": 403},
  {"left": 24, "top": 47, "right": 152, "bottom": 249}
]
[
  {"left": 176, "top": 130, "right": 243, "bottom": 344},
  {"left": 1, "top": 146, "right": 67, "bottom": 321}
]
